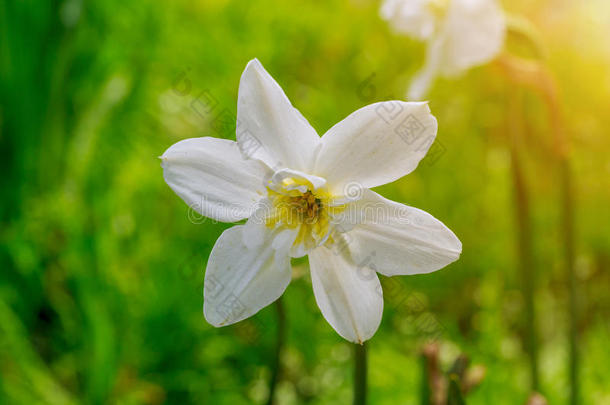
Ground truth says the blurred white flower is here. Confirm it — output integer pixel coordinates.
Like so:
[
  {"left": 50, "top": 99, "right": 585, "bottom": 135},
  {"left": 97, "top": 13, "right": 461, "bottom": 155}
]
[
  {"left": 381, "top": 0, "right": 506, "bottom": 100},
  {"left": 161, "top": 59, "right": 461, "bottom": 343}
]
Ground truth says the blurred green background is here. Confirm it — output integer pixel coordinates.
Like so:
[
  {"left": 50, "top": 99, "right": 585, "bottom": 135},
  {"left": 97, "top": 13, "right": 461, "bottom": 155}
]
[{"left": 1, "top": 0, "right": 609, "bottom": 404}]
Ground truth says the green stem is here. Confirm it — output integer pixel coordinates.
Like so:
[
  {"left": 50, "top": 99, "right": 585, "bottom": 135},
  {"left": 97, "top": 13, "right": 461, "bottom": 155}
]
[
  {"left": 266, "top": 298, "right": 286, "bottom": 405},
  {"left": 497, "top": 52, "right": 579, "bottom": 403},
  {"left": 353, "top": 342, "right": 367, "bottom": 405},
  {"left": 447, "top": 375, "right": 466, "bottom": 405},
  {"left": 561, "top": 159, "right": 579, "bottom": 405},
  {"left": 420, "top": 352, "right": 431, "bottom": 405},
  {"left": 508, "top": 88, "right": 539, "bottom": 391}
]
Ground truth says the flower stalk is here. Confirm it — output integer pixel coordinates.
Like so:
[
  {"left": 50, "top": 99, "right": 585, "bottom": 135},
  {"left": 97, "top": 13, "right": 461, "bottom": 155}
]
[
  {"left": 266, "top": 298, "right": 286, "bottom": 405},
  {"left": 496, "top": 51, "right": 579, "bottom": 403},
  {"left": 507, "top": 87, "right": 539, "bottom": 390},
  {"left": 353, "top": 342, "right": 367, "bottom": 405}
]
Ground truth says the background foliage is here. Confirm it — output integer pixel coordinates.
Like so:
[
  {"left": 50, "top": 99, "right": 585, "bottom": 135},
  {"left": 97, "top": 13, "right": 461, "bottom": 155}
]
[{"left": 1, "top": 0, "right": 609, "bottom": 404}]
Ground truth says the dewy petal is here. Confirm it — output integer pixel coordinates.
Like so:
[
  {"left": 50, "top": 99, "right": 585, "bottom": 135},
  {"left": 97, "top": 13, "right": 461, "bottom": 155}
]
[
  {"left": 236, "top": 59, "right": 320, "bottom": 172},
  {"left": 308, "top": 245, "right": 383, "bottom": 343},
  {"left": 438, "top": 0, "right": 505, "bottom": 76},
  {"left": 346, "top": 190, "right": 461, "bottom": 276},
  {"left": 315, "top": 101, "right": 438, "bottom": 194},
  {"left": 161, "top": 137, "right": 269, "bottom": 222},
  {"left": 203, "top": 225, "right": 296, "bottom": 326}
]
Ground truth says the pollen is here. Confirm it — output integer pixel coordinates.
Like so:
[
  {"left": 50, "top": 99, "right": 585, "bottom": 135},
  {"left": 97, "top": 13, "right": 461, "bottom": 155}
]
[{"left": 265, "top": 176, "right": 337, "bottom": 252}]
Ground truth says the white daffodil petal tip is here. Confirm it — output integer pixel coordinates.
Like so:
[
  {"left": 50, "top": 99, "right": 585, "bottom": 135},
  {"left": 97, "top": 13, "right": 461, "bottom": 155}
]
[
  {"left": 160, "top": 137, "right": 269, "bottom": 223},
  {"left": 347, "top": 190, "right": 462, "bottom": 276},
  {"left": 309, "top": 246, "right": 383, "bottom": 343},
  {"left": 316, "top": 101, "right": 438, "bottom": 193},
  {"left": 203, "top": 225, "right": 295, "bottom": 327},
  {"left": 237, "top": 58, "right": 320, "bottom": 172}
]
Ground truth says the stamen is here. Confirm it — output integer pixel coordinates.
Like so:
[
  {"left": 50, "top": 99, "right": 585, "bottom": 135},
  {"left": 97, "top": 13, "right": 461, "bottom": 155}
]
[{"left": 266, "top": 179, "right": 333, "bottom": 251}]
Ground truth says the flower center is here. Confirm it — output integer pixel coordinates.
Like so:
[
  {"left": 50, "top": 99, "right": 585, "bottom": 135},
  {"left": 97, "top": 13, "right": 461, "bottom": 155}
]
[{"left": 264, "top": 169, "right": 341, "bottom": 254}]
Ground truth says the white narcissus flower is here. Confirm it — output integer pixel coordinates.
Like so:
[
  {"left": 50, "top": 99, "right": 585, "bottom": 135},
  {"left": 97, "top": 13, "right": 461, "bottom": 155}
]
[
  {"left": 381, "top": 0, "right": 506, "bottom": 100},
  {"left": 161, "top": 59, "right": 461, "bottom": 343}
]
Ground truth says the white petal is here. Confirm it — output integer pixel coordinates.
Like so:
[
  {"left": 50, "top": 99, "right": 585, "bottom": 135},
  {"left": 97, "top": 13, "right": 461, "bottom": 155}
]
[
  {"left": 203, "top": 225, "right": 296, "bottom": 326},
  {"left": 289, "top": 237, "right": 309, "bottom": 259},
  {"left": 438, "top": 0, "right": 505, "bottom": 76},
  {"left": 308, "top": 245, "right": 383, "bottom": 343},
  {"left": 269, "top": 168, "right": 327, "bottom": 194},
  {"left": 161, "top": 137, "right": 269, "bottom": 222},
  {"left": 315, "top": 102, "right": 438, "bottom": 193},
  {"left": 237, "top": 59, "right": 320, "bottom": 172},
  {"left": 408, "top": 0, "right": 505, "bottom": 99},
  {"left": 345, "top": 190, "right": 461, "bottom": 276},
  {"left": 380, "top": 0, "right": 437, "bottom": 40}
]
